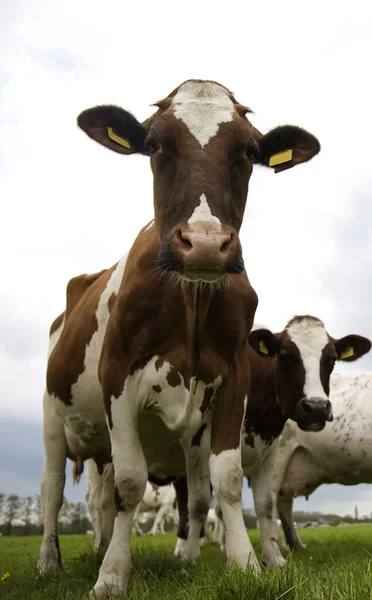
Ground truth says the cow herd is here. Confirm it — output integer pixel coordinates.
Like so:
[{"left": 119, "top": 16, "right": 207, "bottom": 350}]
[{"left": 37, "top": 79, "right": 371, "bottom": 597}]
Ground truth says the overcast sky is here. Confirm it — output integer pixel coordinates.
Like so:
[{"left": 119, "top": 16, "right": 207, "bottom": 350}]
[{"left": 1, "top": 0, "right": 372, "bottom": 517}]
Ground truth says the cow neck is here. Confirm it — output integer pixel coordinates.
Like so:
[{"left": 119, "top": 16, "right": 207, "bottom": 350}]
[
  {"left": 182, "top": 282, "right": 214, "bottom": 376},
  {"left": 246, "top": 354, "right": 286, "bottom": 444}
]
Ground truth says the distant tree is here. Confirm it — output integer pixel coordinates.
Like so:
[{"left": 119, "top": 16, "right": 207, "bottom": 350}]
[
  {"left": 0, "top": 493, "right": 5, "bottom": 520},
  {"left": 4, "top": 495, "right": 21, "bottom": 536},
  {"left": 34, "top": 494, "right": 43, "bottom": 534},
  {"left": 70, "top": 502, "right": 89, "bottom": 534},
  {"left": 19, "top": 496, "right": 33, "bottom": 535}
]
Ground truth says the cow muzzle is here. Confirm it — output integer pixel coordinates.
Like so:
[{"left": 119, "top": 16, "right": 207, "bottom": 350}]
[
  {"left": 165, "top": 227, "right": 243, "bottom": 282},
  {"left": 294, "top": 397, "right": 333, "bottom": 432}
]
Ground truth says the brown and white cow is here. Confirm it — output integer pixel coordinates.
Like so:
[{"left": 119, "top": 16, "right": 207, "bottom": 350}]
[
  {"left": 178, "top": 316, "right": 370, "bottom": 565},
  {"left": 38, "top": 80, "right": 321, "bottom": 597}
]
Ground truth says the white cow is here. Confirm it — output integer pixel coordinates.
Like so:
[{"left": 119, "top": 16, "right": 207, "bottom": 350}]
[
  {"left": 132, "top": 482, "right": 176, "bottom": 536},
  {"left": 272, "top": 372, "right": 372, "bottom": 550}
]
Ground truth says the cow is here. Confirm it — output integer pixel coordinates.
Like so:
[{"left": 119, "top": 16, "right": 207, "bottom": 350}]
[
  {"left": 270, "top": 371, "right": 372, "bottom": 551},
  {"left": 132, "top": 481, "right": 176, "bottom": 536},
  {"left": 37, "top": 79, "right": 321, "bottom": 597},
  {"left": 178, "top": 316, "right": 370, "bottom": 566}
]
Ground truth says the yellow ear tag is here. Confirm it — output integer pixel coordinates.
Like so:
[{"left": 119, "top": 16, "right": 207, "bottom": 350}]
[
  {"left": 107, "top": 127, "right": 131, "bottom": 149},
  {"left": 259, "top": 340, "right": 269, "bottom": 355},
  {"left": 340, "top": 346, "right": 354, "bottom": 359},
  {"left": 269, "top": 148, "right": 293, "bottom": 167}
]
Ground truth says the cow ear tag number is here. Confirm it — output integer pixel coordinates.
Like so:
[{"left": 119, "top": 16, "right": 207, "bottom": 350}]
[
  {"left": 107, "top": 127, "right": 131, "bottom": 149},
  {"left": 269, "top": 148, "right": 293, "bottom": 167},
  {"left": 259, "top": 340, "right": 269, "bottom": 355},
  {"left": 340, "top": 346, "right": 354, "bottom": 360}
]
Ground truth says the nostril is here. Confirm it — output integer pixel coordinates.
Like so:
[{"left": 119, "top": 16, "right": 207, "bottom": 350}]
[
  {"left": 324, "top": 400, "right": 331, "bottom": 411},
  {"left": 220, "top": 234, "right": 232, "bottom": 254},
  {"left": 177, "top": 229, "right": 193, "bottom": 250},
  {"left": 302, "top": 401, "right": 313, "bottom": 413}
]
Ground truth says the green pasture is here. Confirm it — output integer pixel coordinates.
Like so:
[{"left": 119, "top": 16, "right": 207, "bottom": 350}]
[{"left": 1, "top": 526, "right": 372, "bottom": 599}]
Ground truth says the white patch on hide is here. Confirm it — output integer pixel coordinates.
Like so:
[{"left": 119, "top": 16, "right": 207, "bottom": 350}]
[
  {"left": 287, "top": 318, "right": 329, "bottom": 399},
  {"left": 173, "top": 81, "right": 234, "bottom": 147}
]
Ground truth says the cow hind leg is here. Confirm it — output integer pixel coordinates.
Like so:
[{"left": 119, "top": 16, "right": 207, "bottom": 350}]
[
  {"left": 278, "top": 495, "right": 306, "bottom": 550},
  {"left": 38, "top": 392, "right": 67, "bottom": 573},
  {"left": 176, "top": 428, "right": 211, "bottom": 561},
  {"left": 91, "top": 407, "right": 147, "bottom": 598},
  {"left": 100, "top": 463, "right": 116, "bottom": 548},
  {"left": 86, "top": 460, "right": 104, "bottom": 552},
  {"left": 149, "top": 503, "right": 170, "bottom": 536}
]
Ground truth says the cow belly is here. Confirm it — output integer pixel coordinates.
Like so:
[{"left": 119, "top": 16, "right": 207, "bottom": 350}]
[
  {"left": 280, "top": 447, "right": 327, "bottom": 497},
  {"left": 139, "top": 412, "right": 186, "bottom": 478},
  {"left": 241, "top": 434, "right": 270, "bottom": 476},
  {"left": 51, "top": 385, "right": 110, "bottom": 459}
]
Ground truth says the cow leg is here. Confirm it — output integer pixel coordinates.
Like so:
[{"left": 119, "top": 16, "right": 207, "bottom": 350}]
[
  {"left": 270, "top": 438, "right": 300, "bottom": 554},
  {"left": 174, "top": 475, "right": 189, "bottom": 556},
  {"left": 209, "top": 378, "right": 260, "bottom": 570},
  {"left": 176, "top": 428, "right": 211, "bottom": 560},
  {"left": 91, "top": 405, "right": 147, "bottom": 599},
  {"left": 100, "top": 463, "right": 116, "bottom": 548},
  {"left": 38, "top": 392, "right": 67, "bottom": 572},
  {"left": 250, "top": 445, "right": 286, "bottom": 568},
  {"left": 86, "top": 460, "right": 104, "bottom": 552},
  {"left": 132, "top": 503, "right": 144, "bottom": 536},
  {"left": 149, "top": 503, "right": 170, "bottom": 536},
  {"left": 214, "top": 499, "right": 225, "bottom": 551},
  {"left": 277, "top": 495, "right": 306, "bottom": 550}
]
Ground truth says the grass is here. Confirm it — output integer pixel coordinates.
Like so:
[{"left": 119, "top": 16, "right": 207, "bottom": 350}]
[{"left": 1, "top": 526, "right": 372, "bottom": 599}]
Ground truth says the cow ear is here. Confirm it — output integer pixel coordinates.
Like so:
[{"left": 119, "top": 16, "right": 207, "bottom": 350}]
[
  {"left": 334, "top": 334, "right": 371, "bottom": 362},
  {"left": 77, "top": 105, "right": 148, "bottom": 155},
  {"left": 249, "top": 329, "right": 280, "bottom": 358},
  {"left": 256, "top": 125, "right": 320, "bottom": 173}
]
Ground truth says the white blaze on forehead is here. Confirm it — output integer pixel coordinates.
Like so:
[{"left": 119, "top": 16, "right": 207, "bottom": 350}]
[
  {"left": 287, "top": 318, "right": 329, "bottom": 399},
  {"left": 188, "top": 194, "right": 222, "bottom": 230},
  {"left": 172, "top": 81, "right": 235, "bottom": 147}
]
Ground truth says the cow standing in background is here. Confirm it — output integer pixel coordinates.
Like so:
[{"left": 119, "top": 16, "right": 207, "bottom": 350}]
[
  {"left": 38, "top": 79, "right": 321, "bottom": 597},
  {"left": 271, "top": 371, "right": 372, "bottom": 550},
  {"left": 179, "top": 316, "right": 370, "bottom": 565},
  {"left": 132, "top": 482, "right": 176, "bottom": 536}
]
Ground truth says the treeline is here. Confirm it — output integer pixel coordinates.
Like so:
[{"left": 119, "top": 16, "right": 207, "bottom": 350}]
[
  {"left": 0, "top": 493, "right": 91, "bottom": 536},
  {"left": 293, "top": 510, "right": 372, "bottom": 524}
]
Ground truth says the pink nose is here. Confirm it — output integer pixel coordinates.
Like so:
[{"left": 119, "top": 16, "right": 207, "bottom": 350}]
[{"left": 176, "top": 229, "right": 232, "bottom": 268}]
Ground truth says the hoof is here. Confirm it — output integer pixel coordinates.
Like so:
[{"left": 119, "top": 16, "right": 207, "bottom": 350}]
[
  {"left": 90, "top": 582, "right": 123, "bottom": 598},
  {"left": 293, "top": 542, "right": 307, "bottom": 550}
]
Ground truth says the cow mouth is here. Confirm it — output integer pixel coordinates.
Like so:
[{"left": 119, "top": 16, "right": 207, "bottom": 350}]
[
  {"left": 182, "top": 268, "right": 225, "bottom": 283},
  {"left": 298, "top": 421, "right": 326, "bottom": 433}
]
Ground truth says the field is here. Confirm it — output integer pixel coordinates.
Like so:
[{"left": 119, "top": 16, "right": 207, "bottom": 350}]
[{"left": 1, "top": 526, "right": 372, "bottom": 599}]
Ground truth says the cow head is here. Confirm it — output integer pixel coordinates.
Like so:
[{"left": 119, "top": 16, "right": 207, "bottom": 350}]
[
  {"left": 249, "top": 316, "right": 371, "bottom": 432},
  {"left": 78, "top": 80, "right": 320, "bottom": 283}
]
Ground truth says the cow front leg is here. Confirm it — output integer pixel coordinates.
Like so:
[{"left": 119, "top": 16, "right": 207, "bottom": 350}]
[
  {"left": 210, "top": 383, "right": 260, "bottom": 570},
  {"left": 176, "top": 427, "right": 211, "bottom": 560},
  {"left": 250, "top": 443, "right": 286, "bottom": 568},
  {"left": 91, "top": 405, "right": 147, "bottom": 599},
  {"left": 277, "top": 495, "right": 306, "bottom": 550},
  {"left": 38, "top": 392, "right": 67, "bottom": 573}
]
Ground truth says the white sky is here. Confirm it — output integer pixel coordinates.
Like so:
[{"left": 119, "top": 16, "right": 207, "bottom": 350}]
[{"left": 1, "top": 0, "right": 372, "bottom": 516}]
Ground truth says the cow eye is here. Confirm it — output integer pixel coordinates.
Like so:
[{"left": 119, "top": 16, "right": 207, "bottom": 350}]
[
  {"left": 279, "top": 352, "right": 298, "bottom": 369},
  {"left": 246, "top": 144, "right": 259, "bottom": 162},
  {"left": 246, "top": 147, "right": 257, "bottom": 161},
  {"left": 147, "top": 138, "right": 160, "bottom": 154}
]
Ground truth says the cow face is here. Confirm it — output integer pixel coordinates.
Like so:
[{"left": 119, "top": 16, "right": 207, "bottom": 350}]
[
  {"left": 249, "top": 316, "right": 371, "bottom": 432},
  {"left": 78, "top": 80, "right": 320, "bottom": 283}
]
